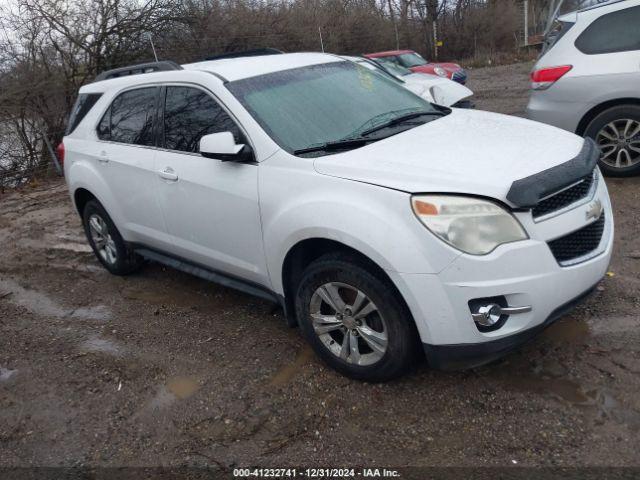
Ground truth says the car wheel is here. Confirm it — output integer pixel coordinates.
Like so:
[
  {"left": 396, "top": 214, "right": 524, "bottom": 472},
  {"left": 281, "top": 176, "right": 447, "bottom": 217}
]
[
  {"left": 295, "top": 253, "right": 421, "bottom": 382},
  {"left": 82, "top": 200, "right": 143, "bottom": 275},
  {"left": 584, "top": 105, "right": 640, "bottom": 177}
]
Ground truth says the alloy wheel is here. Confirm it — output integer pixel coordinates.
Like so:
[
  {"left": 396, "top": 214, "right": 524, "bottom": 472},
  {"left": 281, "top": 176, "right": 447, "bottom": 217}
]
[
  {"left": 309, "top": 282, "right": 388, "bottom": 366},
  {"left": 88, "top": 214, "right": 117, "bottom": 265},
  {"left": 596, "top": 119, "right": 640, "bottom": 169}
]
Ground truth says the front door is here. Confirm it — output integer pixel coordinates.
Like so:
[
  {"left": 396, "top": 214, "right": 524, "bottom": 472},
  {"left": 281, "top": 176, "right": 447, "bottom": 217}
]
[{"left": 154, "top": 85, "right": 268, "bottom": 287}]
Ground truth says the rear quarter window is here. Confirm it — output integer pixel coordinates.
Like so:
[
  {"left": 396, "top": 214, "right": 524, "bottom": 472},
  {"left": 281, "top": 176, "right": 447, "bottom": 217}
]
[
  {"left": 575, "top": 6, "right": 640, "bottom": 54},
  {"left": 66, "top": 93, "right": 103, "bottom": 135}
]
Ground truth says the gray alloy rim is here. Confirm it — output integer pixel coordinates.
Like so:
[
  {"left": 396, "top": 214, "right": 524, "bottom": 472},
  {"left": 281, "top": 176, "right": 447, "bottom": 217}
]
[
  {"left": 596, "top": 119, "right": 640, "bottom": 169},
  {"left": 309, "top": 282, "right": 388, "bottom": 366},
  {"left": 88, "top": 214, "right": 117, "bottom": 265}
]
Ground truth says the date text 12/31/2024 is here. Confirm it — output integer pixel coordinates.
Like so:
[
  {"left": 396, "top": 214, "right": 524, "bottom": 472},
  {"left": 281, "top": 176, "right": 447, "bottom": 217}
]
[{"left": 233, "top": 468, "right": 401, "bottom": 478}]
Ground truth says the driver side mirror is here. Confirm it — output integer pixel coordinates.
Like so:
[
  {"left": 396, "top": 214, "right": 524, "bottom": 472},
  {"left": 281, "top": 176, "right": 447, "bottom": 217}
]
[{"left": 199, "top": 132, "right": 254, "bottom": 162}]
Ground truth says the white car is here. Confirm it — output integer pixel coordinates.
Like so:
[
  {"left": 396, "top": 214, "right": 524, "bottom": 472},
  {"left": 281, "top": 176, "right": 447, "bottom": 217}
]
[
  {"left": 61, "top": 52, "right": 613, "bottom": 381},
  {"left": 341, "top": 55, "right": 474, "bottom": 107}
]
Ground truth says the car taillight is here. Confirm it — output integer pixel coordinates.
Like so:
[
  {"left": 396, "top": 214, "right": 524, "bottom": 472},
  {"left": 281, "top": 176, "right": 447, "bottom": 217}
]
[
  {"left": 55, "top": 141, "right": 65, "bottom": 167},
  {"left": 530, "top": 65, "right": 572, "bottom": 90}
]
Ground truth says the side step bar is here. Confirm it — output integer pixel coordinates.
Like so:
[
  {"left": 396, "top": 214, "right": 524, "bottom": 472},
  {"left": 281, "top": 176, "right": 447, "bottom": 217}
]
[{"left": 135, "top": 247, "right": 278, "bottom": 304}]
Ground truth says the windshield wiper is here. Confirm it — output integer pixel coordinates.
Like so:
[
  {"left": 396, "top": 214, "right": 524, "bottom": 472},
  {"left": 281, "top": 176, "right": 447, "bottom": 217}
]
[
  {"left": 360, "top": 111, "right": 445, "bottom": 137},
  {"left": 293, "top": 137, "right": 371, "bottom": 155}
]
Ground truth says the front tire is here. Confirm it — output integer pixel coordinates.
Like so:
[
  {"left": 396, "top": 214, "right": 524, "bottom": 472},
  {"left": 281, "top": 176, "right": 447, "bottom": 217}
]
[
  {"left": 584, "top": 105, "right": 640, "bottom": 177},
  {"left": 82, "top": 200, "right": 143, "bottom": 275},
  {"left": 295, "top": 253, "right": 420, "bottom": 382}
]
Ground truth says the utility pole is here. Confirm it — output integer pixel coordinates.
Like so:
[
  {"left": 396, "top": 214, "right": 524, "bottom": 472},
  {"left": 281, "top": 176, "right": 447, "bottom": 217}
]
[
  {"left": 433, "top": 20, "right": 438, "bottom": 60},
  {"left": 145, "top": 33, "right": 159, "bottom": 62},
  {"left": 318, "top": 26, "right": 324, "bottom": 53},
  {"left": 394, "top": 22, "right": 400, "bottom": 50},
  {"left": 524, "top": 0, "right": 529, "bottom": 46}
]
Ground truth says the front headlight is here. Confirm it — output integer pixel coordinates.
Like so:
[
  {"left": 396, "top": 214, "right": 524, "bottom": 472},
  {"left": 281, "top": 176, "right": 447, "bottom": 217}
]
[
  {"left": 411, "top": 195, "right": 528, "bottom": 255},
  {"left": 433, "top": 66, "right": 447, "bottom": 77}
]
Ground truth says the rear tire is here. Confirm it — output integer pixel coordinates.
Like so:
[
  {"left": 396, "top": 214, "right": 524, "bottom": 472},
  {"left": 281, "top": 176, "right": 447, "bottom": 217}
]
[
  {"left": 584, "top": 105, "right": 640, "bottom": 177},
  {"left": 82, "top": 200, "right": 143, "bottom": 275},
  {"left": 295, "top": 253, "right": 421, "bottom": 382}
]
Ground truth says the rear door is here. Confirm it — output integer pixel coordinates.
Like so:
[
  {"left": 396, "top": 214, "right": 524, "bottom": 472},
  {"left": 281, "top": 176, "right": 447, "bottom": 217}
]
[
  {"left": 153, "top": 84, "right": 268, "bottom": 286},
  {"left": 95, "top": 86, "right": 171, "bottom": 251}
]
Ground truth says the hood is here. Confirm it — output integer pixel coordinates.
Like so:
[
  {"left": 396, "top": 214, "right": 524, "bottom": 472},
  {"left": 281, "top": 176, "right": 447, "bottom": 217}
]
[
  {"left": 313, "top": 109, "right": 585, "bottom": 205},
  {"left": 403, "top": 73, "right": 472, "bottom": 106},
  {"left": 413, "top": 62, "right": 461, "bottom": 74},
  {"left": 435, "top": 62, "right": 462, "bottom": 71}
]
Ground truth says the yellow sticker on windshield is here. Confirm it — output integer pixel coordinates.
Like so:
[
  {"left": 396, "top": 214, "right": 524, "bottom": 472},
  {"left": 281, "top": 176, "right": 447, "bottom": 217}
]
[{"left": 356, "top": 65, "right": 374, "bottom": 91}]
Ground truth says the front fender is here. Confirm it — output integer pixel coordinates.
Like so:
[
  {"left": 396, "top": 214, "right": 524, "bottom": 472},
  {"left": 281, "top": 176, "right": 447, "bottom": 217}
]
[{"left": 260, "top": 164, "right": 460, "bottom": 295}]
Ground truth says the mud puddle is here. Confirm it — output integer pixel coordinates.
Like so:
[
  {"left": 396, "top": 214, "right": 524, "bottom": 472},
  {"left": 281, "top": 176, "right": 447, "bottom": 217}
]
[
  {"left": 80, "top": 337, "right": 124, "bottom": 356},
  {"left": 493, "top": 328, "right": 640, "bottom": 433},
  {"left": 149, "top": 376, "right": 200, "bottom": 409},
  {"left": 269, "top": 346, "right": 315, "bottom": 387},
  {"left": 542, "top": 315, "right": 591, "bottom": 344},
  {"left": 0, "top": 367, "right": 18, "bottom": 382},
  {"left": 0, "top": 278, "right": 110, "bottom": 321}
]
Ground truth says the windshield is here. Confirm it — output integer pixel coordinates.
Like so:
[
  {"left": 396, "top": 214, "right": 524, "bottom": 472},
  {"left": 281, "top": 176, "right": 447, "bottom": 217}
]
[
  {"left": 226, "top": 61, "right": 440, "bottom": 155},
  {"left": 373, "top": 59, "right": 412, "bottom": 77},
  {"left": 355, "top": 59, "right": 404, "bottom": 83},
  {"left": 398, "top": 52, "right": 428, "bottom": 68}
]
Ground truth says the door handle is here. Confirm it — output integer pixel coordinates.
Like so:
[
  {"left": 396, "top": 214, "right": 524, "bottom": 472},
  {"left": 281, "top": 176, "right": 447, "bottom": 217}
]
[
  {"left": 98, "top": 151, "right": 109, "bottom": 163},
  {"left": 159, "top": 167, "right": 178, "bottom": 182}
]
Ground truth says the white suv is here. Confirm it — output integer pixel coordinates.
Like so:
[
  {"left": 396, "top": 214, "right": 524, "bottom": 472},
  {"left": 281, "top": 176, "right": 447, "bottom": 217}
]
[{"left": 62, "top": 52, "right": 613, "bottom": 381}]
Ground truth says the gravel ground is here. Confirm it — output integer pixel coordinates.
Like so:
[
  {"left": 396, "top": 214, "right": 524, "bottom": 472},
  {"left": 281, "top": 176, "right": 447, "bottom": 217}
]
[{"left": 1, "top": 62, "right": 640, "bottom": 471}]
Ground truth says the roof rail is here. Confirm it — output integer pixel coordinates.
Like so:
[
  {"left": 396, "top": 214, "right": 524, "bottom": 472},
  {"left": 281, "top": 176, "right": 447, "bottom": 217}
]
[
  {"left": 205, "top": 48, "right": 284, "bottom": 61},
  {"left": 94, "top": 61, "right": 183, "bottom": 82}
]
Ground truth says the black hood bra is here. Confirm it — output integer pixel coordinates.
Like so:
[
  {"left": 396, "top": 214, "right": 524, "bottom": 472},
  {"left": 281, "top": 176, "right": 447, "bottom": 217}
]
[{"left": 506, "top": 138, "right": 600, "bottom": 208}]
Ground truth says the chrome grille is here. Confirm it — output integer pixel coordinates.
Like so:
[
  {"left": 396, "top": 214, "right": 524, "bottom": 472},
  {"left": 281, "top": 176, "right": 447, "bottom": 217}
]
[{"left": 533, "top": 170, "right": 596, "bottom": 220}]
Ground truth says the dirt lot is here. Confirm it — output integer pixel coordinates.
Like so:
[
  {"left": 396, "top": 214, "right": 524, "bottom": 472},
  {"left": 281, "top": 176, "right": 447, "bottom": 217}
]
[{"left": 1, "top": 62, "right": 640, "bottom": 471}]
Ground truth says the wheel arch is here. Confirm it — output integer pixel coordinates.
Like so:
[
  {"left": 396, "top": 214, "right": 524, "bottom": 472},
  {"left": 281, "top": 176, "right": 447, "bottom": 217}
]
[
  {"left": 576, "top": 98, "right": 640, "bottom": 136},
  {"left": 73, "top": 187, "right": 97, "bottom": 217},
  {"left": 280, "top": 238, "right": 413, "bottom": 329}
]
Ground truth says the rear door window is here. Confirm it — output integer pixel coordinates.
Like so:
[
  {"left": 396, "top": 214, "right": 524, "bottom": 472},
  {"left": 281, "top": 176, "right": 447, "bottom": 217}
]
[
  {"left": 162, "top": 86, "right": 241, "bottom": 153},
  {"left": 97, "top": 87, "right": 158, "bottom": 146},
  {"left": 575, "top": 6, "right": 640, "bottom": 54}
]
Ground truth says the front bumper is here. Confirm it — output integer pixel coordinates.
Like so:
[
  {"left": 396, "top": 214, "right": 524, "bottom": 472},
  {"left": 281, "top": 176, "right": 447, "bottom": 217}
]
[
  {"left": 423, "top": 283, "right": 597, "bottom": 370},
  {"left": 387, "top": 171, "right": 613, "bottom": 370}
]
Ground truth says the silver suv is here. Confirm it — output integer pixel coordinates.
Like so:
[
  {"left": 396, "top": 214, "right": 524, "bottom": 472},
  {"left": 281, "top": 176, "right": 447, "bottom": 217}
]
[{"left": 526, "top": 0, "right": 640, "bottom": 177}]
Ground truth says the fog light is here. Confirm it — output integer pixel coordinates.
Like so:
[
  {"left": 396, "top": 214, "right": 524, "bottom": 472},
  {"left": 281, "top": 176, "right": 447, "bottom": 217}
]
[
  {"left": 469, "top": 297, "right": 532, "bottom": 332},
  {"left": 473, "top": 304, "right": 502, "bottom": 327}
]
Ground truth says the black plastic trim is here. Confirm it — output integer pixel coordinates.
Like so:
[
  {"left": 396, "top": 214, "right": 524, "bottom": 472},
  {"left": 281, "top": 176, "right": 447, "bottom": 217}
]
[
  {"left": 506, "top": 138, "right": 600, "bottom": 208},
  {"left": 423, "top": 282, "right": 600, "bottom": 371},
  {"left": 133, "top": 246, "right": 279, "bottom": 304}
]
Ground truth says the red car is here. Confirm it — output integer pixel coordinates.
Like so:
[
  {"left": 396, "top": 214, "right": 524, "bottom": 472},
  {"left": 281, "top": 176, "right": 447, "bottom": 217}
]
[{"left": 364, "top": 50, "right": 467, "bottom": 85}]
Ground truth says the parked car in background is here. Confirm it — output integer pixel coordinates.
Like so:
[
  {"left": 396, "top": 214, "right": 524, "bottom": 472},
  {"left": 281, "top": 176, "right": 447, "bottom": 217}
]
[
  {"left": 526, "top": 0, "right": 640, "bottom": 177},
  {"left": 365, "top": 50, "right": 467, "bottom": 84},
  {"left": 341, "top": 55, "right": 474, "bottom": 108},
  {"left": 62, "top": 52, "right": 612, "bottom": 381}
]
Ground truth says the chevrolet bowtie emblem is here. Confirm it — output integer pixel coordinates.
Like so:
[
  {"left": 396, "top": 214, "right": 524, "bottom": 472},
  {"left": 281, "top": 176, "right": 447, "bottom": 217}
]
[{"left": 586, "top": 199, "right": 603, "bottom": 221}]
